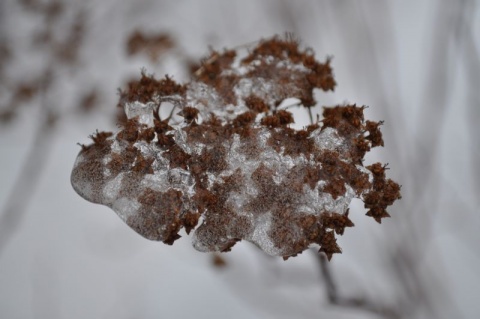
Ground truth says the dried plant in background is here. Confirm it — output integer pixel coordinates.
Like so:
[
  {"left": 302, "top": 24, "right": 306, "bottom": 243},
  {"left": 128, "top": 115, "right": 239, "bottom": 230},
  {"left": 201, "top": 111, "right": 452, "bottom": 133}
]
[
  {"left": 126, "top": 30, "right": 175, "bottom": 62},
  {"left": 0, "top": 0, "right": 180, "bottom": 253},
  {"left": 0, "top": 0, "right": 84, "bottom": 253},
  {"left": 71, "top": 36, "right": 400, "bottom": 260}
]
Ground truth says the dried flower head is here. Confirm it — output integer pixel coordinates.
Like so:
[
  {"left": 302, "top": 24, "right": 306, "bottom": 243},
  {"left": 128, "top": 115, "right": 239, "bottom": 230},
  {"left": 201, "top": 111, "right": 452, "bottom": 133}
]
[{"left": 71, "top": 36, "right": 400, "bottom": 260}]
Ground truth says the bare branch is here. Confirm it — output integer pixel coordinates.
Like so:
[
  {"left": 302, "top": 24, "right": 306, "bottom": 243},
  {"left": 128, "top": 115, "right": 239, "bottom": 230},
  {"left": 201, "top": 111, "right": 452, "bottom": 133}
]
[{"left": 314, "top": 250, "right": 401, "bottom": 319}]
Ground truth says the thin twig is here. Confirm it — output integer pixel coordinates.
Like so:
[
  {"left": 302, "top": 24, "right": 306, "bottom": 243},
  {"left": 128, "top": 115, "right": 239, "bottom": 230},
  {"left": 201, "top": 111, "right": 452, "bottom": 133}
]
[
  {"left": 313, "top": 250, "right": 400, "bottom": 319},
  {"left": 0, "top": 111, "right": 56, "bottom": 254},
  {"left": 307, "top": 106, "right": 314, "bottom": 125},
  {"left": 0, "top": 66, "right": 57, "bottom": 255}
]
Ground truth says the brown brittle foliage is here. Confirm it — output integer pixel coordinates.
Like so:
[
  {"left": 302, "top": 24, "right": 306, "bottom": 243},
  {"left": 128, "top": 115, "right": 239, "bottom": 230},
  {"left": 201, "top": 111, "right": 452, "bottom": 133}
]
[
  {"left": 194, "top": 36, "right": 335, "bottom": 107},
  {"left": 71, "top": 36, "right": 401, "bottom": 260},
  {"left": 121, "top": 71, "right": 186, "bottom": 104}
]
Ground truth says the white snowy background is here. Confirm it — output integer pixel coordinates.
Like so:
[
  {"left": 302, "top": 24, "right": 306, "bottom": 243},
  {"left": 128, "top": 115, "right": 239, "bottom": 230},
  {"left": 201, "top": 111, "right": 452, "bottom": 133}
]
[{"left": 0, "top": 1, "right": 479, "bottom": 318}]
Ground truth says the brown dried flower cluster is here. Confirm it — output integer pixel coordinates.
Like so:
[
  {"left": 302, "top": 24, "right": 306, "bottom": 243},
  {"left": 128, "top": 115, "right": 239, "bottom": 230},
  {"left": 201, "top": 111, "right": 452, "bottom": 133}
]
[{"left": 71, "top": 36, "right": 400, "bottom": 260}]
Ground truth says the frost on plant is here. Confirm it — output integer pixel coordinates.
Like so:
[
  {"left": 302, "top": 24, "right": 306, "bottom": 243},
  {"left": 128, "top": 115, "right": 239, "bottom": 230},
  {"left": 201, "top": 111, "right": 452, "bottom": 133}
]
[{"left": 71, "top": 37, "right": 401, "bottom": 260}]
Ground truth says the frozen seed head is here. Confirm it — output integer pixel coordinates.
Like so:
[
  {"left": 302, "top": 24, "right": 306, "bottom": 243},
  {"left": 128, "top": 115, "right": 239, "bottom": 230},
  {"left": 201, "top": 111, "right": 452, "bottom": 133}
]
[{"left": 71, "top": 36, "right": 401, "bottom": 260}]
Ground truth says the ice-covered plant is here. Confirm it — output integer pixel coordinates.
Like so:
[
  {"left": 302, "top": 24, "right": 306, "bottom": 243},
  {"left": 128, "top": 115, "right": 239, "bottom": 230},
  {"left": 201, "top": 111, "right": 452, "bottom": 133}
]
[{"left": 71, "top": 36, "right": 401, "bottom": 260}]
